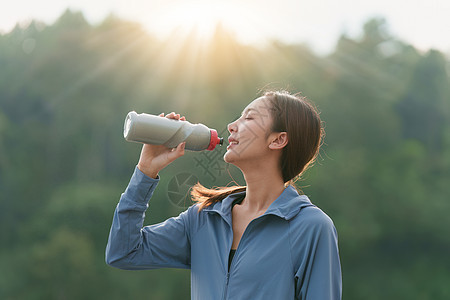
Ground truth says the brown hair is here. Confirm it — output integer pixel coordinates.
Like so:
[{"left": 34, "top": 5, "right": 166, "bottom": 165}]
[{"left": 191, "top": 90, "right": 323, "bottom": 210}]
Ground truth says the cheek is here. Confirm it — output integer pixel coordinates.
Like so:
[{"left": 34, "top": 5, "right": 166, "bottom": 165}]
[
  {"left": 223, "top": 137, "right": 270, "bottom": 164},
  {"left": 234, "top": 134, "right": 269, "bottom": 157},
  {"left": 241, "top": 126, "right": 269, "bottom": 148},
  {"left": 239, "top": 121, "right": 268, "bottom": 139},
  {"left": 225, "top": 122, "right": 271, "bottom": 159}
]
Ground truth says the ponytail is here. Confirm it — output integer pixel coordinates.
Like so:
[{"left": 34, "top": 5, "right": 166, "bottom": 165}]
[{"left": 191, "top": 183, "right": 246, "bottom": 211}]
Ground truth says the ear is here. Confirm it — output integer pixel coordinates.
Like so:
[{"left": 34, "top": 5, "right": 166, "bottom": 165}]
[{"left": 268, "top": 132, "right": 288, "bottom": 150}]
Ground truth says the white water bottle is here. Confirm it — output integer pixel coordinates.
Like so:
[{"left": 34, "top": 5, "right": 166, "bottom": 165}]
[{"left": 123, "top": 111, "right": 223, "bottom": 151}]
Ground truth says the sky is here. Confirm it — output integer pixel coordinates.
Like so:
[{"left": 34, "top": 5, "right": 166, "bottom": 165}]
[{"left": 1, "top": 0, "right": 450, "bottom": 55}]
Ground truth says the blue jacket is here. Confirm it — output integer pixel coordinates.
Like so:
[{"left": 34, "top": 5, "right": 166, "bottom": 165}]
[{"left": 106, "top": 167, "right": 342, "bottom": 299}]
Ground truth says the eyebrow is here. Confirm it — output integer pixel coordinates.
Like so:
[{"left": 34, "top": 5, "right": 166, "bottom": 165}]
[{"left": 241, "top": 108, "right": 256, "bottom": 116}]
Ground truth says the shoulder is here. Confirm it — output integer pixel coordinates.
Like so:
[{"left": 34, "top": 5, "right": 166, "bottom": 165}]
[
  {"left": 287, "top": 206, "right": 339, "bottom": 265},
  {"left": 181, "top": 203, "right": 202, "bottom": 221},
  {"left": 288, "top": 205, "right": 337, "bottom": 238},
  {"left": 297, "top": 205, "right": 334, "bottom": 226},
  {"left": 179, "top": 203, "right": 211, "bottom": 234}
]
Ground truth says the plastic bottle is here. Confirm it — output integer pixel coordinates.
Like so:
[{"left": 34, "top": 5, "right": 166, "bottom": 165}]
[{"left": 123, "top": 111, "right": 223, "bottom": 151}]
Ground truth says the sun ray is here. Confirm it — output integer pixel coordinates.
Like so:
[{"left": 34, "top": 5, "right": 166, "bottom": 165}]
[{"left": 137, "top": 0, "right": 261, "bottom": 44}]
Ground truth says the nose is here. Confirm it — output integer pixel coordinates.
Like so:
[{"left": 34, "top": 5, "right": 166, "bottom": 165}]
[{"left": 227, "top": 119, "right": 238, "bottom": 133}]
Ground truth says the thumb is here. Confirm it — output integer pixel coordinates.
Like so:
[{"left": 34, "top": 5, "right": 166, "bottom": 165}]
[
  {"left": 168, "top": 142, "right": 186, "bottom": 161},
  {"left": 177, "top": 142, "right": 186, "bottom": 154}
]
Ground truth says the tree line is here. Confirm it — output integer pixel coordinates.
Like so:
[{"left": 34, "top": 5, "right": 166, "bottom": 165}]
[{"left": 0, "top": 9, "right": 449, "bottom": 299}]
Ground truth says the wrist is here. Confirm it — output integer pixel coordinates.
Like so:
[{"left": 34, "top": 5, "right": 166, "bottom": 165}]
[{"left": 137, "top": 163, "right": 159, "bottom": 179}]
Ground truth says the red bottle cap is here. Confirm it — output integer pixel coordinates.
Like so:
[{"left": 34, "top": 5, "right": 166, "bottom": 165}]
[{"left": 207, "top": 129, "right": 223, "bottom": 151}]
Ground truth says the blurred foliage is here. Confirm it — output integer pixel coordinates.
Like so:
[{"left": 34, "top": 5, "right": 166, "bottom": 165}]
[{"left": 1, "top": 9, "right": 449, "bottom": 299}]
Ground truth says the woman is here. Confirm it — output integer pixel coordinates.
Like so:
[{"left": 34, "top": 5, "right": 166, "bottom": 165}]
[{"left": 106, "top": 91, "right": 342, "bottom": 299}]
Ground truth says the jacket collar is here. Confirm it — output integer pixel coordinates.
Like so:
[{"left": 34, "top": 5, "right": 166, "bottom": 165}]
[{"left": 203, "top": 185, "right": 314, "bottom": 223}]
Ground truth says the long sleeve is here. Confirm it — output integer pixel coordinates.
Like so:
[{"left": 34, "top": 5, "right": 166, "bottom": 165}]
[
  {"left": 105, "top": 167, "right": 191, "bottom": 270},
  {"left": 292, "top": 207, "right": 342, "bottom": 300}
]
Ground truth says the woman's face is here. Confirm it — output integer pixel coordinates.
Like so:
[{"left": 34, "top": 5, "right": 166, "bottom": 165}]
[{"left": 224, "top": 97, "right": 277, "bottom": 165}]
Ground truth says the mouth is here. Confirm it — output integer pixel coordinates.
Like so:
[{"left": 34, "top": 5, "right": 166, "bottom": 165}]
[{"left": 227, "top": 138, "right": 239, "bottom": 150}]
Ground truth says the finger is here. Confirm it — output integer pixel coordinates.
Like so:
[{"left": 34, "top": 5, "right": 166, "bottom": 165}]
[
  {"left": 158, "top": 112, "right": 165, "bottom": 117},
  {"left": 168, "top": 142, "right": 185, "bottom": 160},
  {"left": 166, "top": 112, "right": 182, "bottom": 120},
  {"left": 180, "top": 116, "right": 186, "bottom": 121},
  {"left": 166, "top": 112, "right": 176, "bottom": 119},
  {"left": 177, "top": 142, "right": 186, "bottom": 155}
]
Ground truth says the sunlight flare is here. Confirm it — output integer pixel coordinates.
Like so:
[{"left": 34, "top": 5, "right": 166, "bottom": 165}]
[{"left": 140, "top": 0, "right": 259, "bottom": 42}]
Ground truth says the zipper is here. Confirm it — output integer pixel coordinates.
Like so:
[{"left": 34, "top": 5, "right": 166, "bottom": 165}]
[
  {"left": 222, "top": 217, "right": 265, "bottom": 299},
  {"left": 222, "top": 273, "right": 230, "bottom": 300},
  {"left": 215, "top": 198, "right": 274, "bottom": 300},
  {"left": 222, "top": 223, "right": 233, "bottom": 300}
]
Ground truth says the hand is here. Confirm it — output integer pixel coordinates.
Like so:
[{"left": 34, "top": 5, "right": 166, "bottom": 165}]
[{"left": 137, "top": 112, "right": 186, "bottom": 178}]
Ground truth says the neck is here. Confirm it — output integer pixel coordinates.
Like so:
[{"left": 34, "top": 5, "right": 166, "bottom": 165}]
[{"left": 240, "top": 160, "right": 286, "bottom": 213}]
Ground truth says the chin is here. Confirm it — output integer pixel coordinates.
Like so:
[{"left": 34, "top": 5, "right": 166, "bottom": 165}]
[
  {"left": 223, "top": 149, "right": 240, "bottom": 164},
  {"left": 223, "top": 151, "right": 234, "bottom": 164},
  {"left": 224, "top": 148, "right": 250, "bottom": 167}
]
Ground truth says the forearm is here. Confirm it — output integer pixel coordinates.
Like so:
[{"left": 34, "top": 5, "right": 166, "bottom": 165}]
[{"left": 105, "top": 166, "right": 159, "bottom": 269}]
